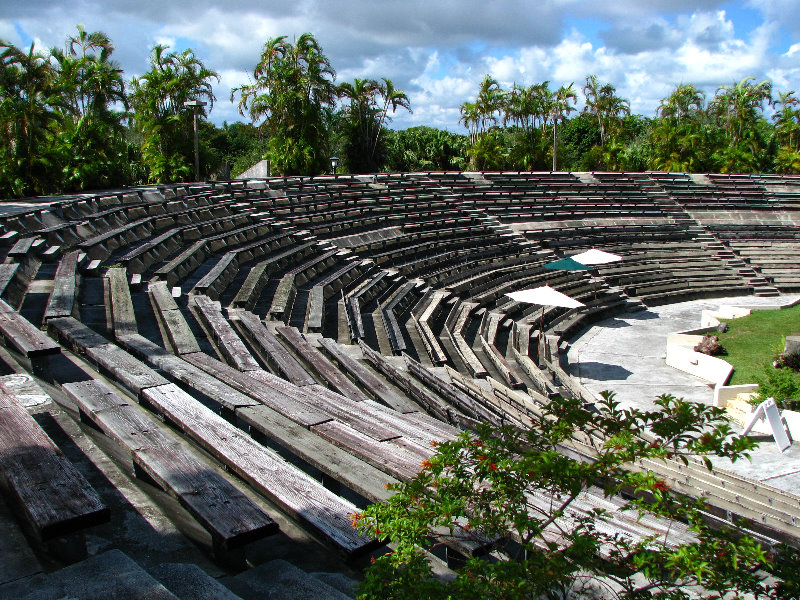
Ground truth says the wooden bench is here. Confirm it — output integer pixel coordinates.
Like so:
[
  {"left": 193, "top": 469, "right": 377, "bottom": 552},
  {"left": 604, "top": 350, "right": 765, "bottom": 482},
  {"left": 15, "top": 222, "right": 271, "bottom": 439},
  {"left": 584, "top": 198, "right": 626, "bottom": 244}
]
[
  {"left": 0, "top": 382, "right": 109, "bottom": 560},
  {"left": 317, "top": 337, "right": 419, "bottom": 413},
  {"left": 0, "top": 298, "right": 61, "bottom": 375},
  {"left": 189, "top": 295, "right": 260, "bottom": 372},
  {"left": 230, "top": 240, "right": 317, "bottom": 310},
  {"left": 63, "top": 379, "right": 279, "bottom": 564},
  {"left": 43, "top": 250, "right": 82, "bottom": 321},
  {"left": 230, "top": 310, "right": 317, "bottom": 386},
  {"left": 147, "top": 281, "right": 201, "bottom": 355},
  {"left": 275, "top": 325, "right": 370, "bottom": 402},
  {"left": 357, "top": 340, "right": 469, "bottom": 426},
  {"left": 140, "top": 381, "right": 380, "bottom": 556},
  {"left": 45, "top": 316, "right": 383, "bottom": 555},
  {"left": 103, "top": 266, "right": 138, "bottom": 339}
]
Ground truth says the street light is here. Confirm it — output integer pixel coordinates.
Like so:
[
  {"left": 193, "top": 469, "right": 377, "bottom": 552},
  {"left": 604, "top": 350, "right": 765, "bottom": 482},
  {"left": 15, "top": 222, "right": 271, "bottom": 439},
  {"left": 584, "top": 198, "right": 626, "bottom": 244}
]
[
  {"left": 330, "top": 156, "right": 339, "bottom": 175},
  {"left": 184, "top": 99, "right": 207, "bottom": 181}
]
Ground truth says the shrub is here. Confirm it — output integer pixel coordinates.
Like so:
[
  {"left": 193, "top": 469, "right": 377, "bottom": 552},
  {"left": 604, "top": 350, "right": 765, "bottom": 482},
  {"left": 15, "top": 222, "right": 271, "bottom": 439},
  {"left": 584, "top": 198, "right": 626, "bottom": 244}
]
[
  {"left": 352, "top": 393, "right": 791, "bottom": 600},
  {"left": 753, "top": 365, "right": 800, "bottom": 411},
  {"left": 774, "top": 350, "right": 800, "bottom": 372}
]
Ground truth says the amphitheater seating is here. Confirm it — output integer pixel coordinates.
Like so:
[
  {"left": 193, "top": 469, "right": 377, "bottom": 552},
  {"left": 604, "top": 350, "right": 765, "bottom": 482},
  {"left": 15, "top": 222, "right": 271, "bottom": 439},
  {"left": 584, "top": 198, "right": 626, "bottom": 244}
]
[
  {"left": 1, "top": 171, "right": 799, "bottom": 572},
  {"left": 62, "top": 378, "right": 278, "bottom": 561},
  {"left": 0, "top": 382, "right": 109, "bottom": 558}
]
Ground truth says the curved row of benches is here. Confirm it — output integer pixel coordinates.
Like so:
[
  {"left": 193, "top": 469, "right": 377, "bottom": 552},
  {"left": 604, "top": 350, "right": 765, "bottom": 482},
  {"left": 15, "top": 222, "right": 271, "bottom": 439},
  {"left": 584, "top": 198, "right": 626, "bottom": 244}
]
[{"left": 0, "top": 171, "right": 799, "bottom": 572}]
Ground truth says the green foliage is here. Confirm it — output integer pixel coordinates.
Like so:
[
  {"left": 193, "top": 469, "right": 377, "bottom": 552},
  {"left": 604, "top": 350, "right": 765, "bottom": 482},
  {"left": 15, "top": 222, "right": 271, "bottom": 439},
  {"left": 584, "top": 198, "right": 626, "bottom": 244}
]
[
  {"left": 338, "top": 77, "right": 411, "bottom": 173},
  {"left": 232, "top": 33, "right": 336, "bottom": 176},
  {"left": 753, "top": 366, "right": 800, "bottom": 411},
  {"left": 383, "top": 126, "right": 467, "bottom": 172},
  {"left": 353, "top": 392, "right": 793, "bottom": 599},
  {"left": 130, "top": 44, "right": 218, "bottom": 183}
]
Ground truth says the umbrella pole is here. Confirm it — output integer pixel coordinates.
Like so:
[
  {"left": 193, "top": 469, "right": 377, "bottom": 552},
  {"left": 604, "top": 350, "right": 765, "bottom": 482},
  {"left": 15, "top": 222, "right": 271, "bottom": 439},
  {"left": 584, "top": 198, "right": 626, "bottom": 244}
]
[{"left": 539, "top": 306, "right": 545, "bottom": 365}]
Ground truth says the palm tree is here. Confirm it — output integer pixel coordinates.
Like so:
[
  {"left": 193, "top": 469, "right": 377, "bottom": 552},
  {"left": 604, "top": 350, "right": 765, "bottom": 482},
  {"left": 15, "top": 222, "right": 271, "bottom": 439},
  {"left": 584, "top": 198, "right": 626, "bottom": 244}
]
[
  {"left": 551, "top": 83, "right": 577, "bottom": 170},
  {"left": 708, "top": 77, "right": 772, "bottom": 172},
  {"left": 338, "top": 77, "right": 410, "bottom": 172},
  {"left": 773, "top": 91, "right": 800, "bottom": 173},
  {"left": 650, "top": 84, "right": 710, "bottom": 172},
  {"left": 0, "top": 41, "right": 64, "bottom": 195},
  {"left": 460, "top": 75, "right": 504, "bottom": 169},
  {"left": 130, "top": 44, "right": 218, "bottom": 182},
  {"left": 582, "top": 75, "right": 630, "bottom": 147}
]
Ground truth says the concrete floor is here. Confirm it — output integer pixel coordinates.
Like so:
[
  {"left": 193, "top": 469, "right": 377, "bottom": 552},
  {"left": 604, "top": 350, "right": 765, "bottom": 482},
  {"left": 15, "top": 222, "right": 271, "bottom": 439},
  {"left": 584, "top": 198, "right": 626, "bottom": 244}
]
[{"left": 567, "top": 294, "right": 800, "bottom": 494}]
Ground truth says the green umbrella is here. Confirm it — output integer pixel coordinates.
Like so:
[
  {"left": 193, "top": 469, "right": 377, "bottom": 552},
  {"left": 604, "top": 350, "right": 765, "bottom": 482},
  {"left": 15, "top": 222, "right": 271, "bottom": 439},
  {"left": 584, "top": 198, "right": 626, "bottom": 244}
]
[{"left": 543, "top": 257, "right": 593, "bottom": 271}]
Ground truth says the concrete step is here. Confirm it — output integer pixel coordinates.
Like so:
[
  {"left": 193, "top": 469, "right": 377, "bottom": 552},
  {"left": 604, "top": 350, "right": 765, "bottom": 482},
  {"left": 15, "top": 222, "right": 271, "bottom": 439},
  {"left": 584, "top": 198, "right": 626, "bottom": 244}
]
[
  {"left": 0, "top": 549, "right": 179, "bottom": 600},
  {"left": 0, "top": 494, "right": 43, "bottom": 586},
  {"left": 149, "top": 563, "right": 244, "bottom": 600},
  {"left": 223, "top": 559, "right": 355, "bottom": 600}
]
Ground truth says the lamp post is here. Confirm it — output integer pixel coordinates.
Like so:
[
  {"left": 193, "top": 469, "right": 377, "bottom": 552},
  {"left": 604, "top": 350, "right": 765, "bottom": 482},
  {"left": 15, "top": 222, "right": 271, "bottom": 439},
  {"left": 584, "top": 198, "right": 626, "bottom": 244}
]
[
  {"left": 183, "top": 100, "right": 207, "bottom": 181},
  {"left": 330, "top": 156, "right": 339, "bottom": 176}
]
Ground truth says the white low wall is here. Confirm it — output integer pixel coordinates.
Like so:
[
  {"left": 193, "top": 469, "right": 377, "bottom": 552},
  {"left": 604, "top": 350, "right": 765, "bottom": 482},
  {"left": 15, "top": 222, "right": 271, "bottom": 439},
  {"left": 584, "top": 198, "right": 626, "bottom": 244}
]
[
  {"left": 665, "top": 334, "right": 733, "bottom": 387},
  {"left": 714, "top": 383, "right": 758, "bottom": 408},
  {"left": 700, "top": 306, "right": 751, "bottom": 328}
]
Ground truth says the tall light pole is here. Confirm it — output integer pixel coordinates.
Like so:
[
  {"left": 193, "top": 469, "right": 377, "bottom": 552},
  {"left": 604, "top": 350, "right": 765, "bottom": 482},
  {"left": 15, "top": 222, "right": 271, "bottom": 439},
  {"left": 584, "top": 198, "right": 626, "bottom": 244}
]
[{"left": 184, "top": 100, "right": 207, "bottom": 181}]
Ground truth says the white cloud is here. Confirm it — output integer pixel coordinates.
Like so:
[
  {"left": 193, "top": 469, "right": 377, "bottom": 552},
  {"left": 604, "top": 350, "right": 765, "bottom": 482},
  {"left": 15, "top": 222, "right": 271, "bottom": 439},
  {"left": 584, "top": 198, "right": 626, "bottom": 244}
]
[{"left": 0, "top": 0, "right": 797, "bottom": 129}]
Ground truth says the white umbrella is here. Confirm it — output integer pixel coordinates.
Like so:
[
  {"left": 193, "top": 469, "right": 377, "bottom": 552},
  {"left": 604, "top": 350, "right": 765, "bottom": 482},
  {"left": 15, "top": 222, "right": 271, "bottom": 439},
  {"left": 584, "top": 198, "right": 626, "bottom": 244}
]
[
  {"left": 505, "top": 286, "right": 584, "bottom": 362},
  {"left": 505, "top": 285, "right": 585, "bottom": 308},
  {"left": 570, "top": 248, "right": 622, "bottom": 265}
]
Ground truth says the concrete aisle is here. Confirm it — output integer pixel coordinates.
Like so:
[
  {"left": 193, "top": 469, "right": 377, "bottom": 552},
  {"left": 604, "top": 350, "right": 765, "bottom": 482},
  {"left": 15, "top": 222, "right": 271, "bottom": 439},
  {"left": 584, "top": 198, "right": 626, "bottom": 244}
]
[{"left": 567, "top": 294, "right": 800, "bottom": 493}]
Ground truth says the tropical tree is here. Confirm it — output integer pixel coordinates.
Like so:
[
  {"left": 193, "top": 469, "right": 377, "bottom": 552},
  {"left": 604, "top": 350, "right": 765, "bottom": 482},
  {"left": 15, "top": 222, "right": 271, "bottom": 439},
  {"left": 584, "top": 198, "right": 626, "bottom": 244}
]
[
  {"left": 551, "top": 83, "right": 577, "bottom": 170},
  {"left": 460, "top": 76, "right": 504, "bottom": 144},
  {"left": 460, "top": 75, "right": 507, "bottom": 170},
  {"left": 384, "top": 126, "right": 467, "bottom": 172},
  {"left": 353, "top": 392, "right": 794, "bottom": 599},
  {"left": 503, "top": 82, "right": 552, "bottom": 170},
  {"left": 708, "top": 77, "right": 772, "bottom": 173},
  {"left": 582, "top": 75, "right": 630, "bottom": 148},
  {"left": 53, "top": 26, "right": 130, "bottom": 190},
  {"left": 232, "top": 33, "right": 336, "bottom": 175},
  {"left": 130, "top": 44, "right": 217, "bottom": 183},
  {"left": 338, "top": 77, "right": 411, "bottom": 173},
  {"left": 649, "top": 84, "right": 711, "bottom": 172},
  {"left": 0, "top": 41, "right": 64, "bottom": 196},
  {"left": 773, "top": 91, "right": 800, "bottom": 173}
]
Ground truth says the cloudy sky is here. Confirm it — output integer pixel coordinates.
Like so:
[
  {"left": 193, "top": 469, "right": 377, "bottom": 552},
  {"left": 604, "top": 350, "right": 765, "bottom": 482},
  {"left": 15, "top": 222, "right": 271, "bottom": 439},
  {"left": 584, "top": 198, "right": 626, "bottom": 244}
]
[{"left": 2, "top": 0, "right": 799, "bottom": 130}]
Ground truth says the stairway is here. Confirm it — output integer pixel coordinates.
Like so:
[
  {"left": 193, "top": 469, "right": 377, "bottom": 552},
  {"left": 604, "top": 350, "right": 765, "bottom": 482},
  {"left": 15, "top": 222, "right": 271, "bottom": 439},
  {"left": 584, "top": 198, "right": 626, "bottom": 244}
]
[
  {"left": 639, "top": 176, "right": 781, "bottom": 297},
  {"left": 0, "top": 549, "right": 358, "bottom": 600}
]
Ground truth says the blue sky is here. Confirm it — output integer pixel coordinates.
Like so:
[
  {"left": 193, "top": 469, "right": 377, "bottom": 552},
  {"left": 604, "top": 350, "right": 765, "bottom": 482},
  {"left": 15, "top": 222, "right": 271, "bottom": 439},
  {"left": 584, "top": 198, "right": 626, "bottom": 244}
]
[{"left": 1, "top": 0, "right": 798, "bottom": 130}]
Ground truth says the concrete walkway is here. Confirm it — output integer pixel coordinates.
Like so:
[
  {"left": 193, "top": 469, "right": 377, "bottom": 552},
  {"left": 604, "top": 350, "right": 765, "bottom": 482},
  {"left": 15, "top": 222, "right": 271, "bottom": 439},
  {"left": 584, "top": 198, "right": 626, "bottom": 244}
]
[{"left": 567, "top": 294, "right": 800, "bottom": 494}]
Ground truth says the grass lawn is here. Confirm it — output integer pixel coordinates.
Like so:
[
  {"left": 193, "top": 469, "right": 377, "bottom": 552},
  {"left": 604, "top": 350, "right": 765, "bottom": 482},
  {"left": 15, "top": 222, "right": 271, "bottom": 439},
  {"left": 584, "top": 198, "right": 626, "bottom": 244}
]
[{"left": 716, "top": 303, "right": 800, "bottom": 385}]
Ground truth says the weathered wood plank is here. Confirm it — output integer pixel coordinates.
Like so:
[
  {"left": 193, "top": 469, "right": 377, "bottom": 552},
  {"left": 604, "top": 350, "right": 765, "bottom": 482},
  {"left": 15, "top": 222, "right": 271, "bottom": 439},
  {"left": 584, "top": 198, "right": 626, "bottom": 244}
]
[
  {"left": 0, "top": 384, "right": 108, "bottom": 541},
  {"left": 403, "top": 353, "right": 503, "bottom": 425},
  {"left": 47, "top": 316, "right": 109, "bottom": 350},
  {"left": 43, "top": 250, "right": 80, "bottom": 320},
  {"left": 0, "top": 299, "right": 61, "bottom": 357},
  {"left": 190, "top": 295, "right": 260, "bottom": 372},
  {"left": 85, "top": 343, "right": 170, "bottom": 394},
  {"left": 311, "top": 420, "right": 424, "bottom": 481},
  {"left": 118, "top": 334, "right": 260, "bottom": 412},
  {"left": 141, "top": 383, "right": 379, "bottom": 555},
  {"left": 358, "top": 340, "right": 458, "bottom": 424},
  {"left": 182, "top": 352, "right": 334, "bottom": 428},
  {"left": 317, "top": 337, "right": 419, "bottom": 413},
  {"left": 275, "top": 326, "right": 370, "bottom": 402},
  {"left": 63, "top": 380, "right": 278, "bottom": 550},
  {"left": 0, "top": 263, "right": 20, "bottom": 297},
  {"left": 148, "top": 281, "right": 201, "bottom": 355},
  {"left": 230, "top": 310, "right": 317, "bottom": 386},
  {"left": 104, "top": 266, "right": 138, "bottom": 339},
  {"left": 236, "top": 404, "right": 397, "bottom": 503}
]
